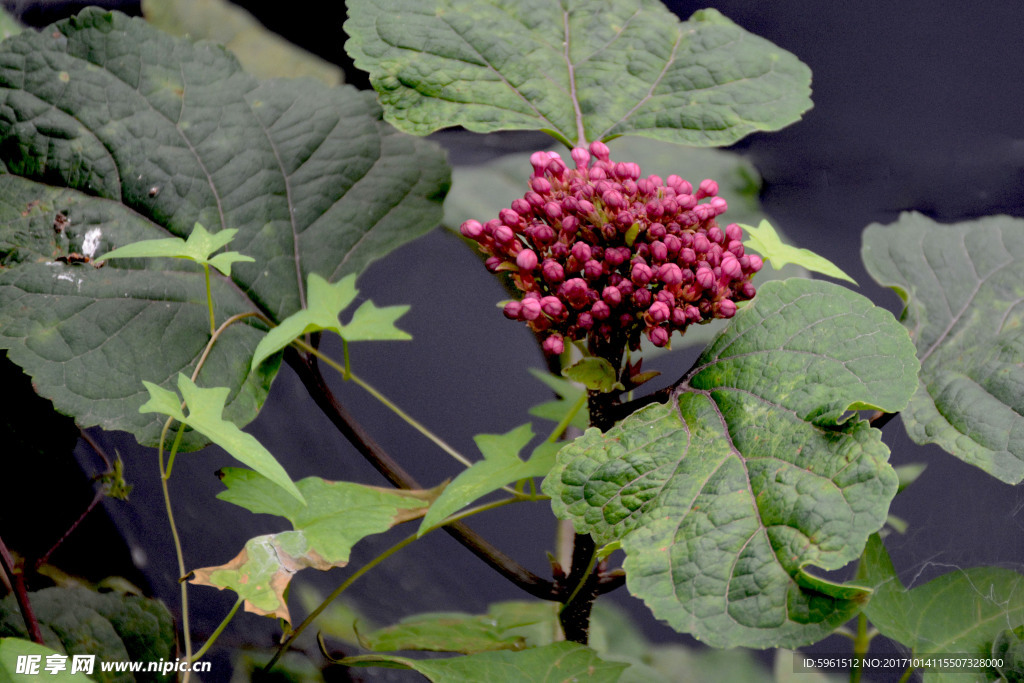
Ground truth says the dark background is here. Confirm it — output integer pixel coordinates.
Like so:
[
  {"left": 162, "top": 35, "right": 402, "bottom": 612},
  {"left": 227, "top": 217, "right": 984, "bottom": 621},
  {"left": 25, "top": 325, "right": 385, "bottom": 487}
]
[{"left": 3, "top": 1, "right": 1023, "bottom": 681}]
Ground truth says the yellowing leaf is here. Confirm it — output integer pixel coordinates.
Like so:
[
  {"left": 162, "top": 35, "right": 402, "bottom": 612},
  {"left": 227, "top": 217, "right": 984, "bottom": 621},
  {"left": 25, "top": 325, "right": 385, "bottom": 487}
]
[{"left": 191, "top": 468, "right": 440, "bottom": 623}]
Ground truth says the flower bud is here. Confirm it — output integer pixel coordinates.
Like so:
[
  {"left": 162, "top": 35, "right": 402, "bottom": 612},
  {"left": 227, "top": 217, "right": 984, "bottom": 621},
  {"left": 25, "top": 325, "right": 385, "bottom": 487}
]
[
  {"left": 658, "top": 263, "right": 684, "bottom": 286},
  {"left": 577, "top": 311, "right": 594, "bottom": 330},
  {"left": 511, "top": 198, "right": 532, "bottom": 215},
  {"left": 716, "top": 299, "right": 737, "bottom": 318},
  {"left": 499, "top": 208, "right": 521, "bottom": 226},
  {"left": 503, "top": 300, "right": 522, "bottom": 319},
  {"left": 708, "top": 226, "right": 724, "bottom": 244},
  {"left": 740, "top": 282, "right": 756, "bottom": 299},
  {"left": 561, "top": 215, "right": 578, "bottom": 235},
  {"left": 725, "top": 223, "right": 743, "bottom": 242},
  {"left": 649, "top": 240, "right": 668, "bottom": 263},
  {"left": 544, "top": 201, "right": 562, "bottom": 220},
  {"left": 570, "top": 242, "right": 592, "bottom": 263},
  {"left": 525, "top": 191, "right": 545, "bottom": 209},
  {"left": 591, "top": 300, "right": 611, "bottom": 320},
  {"left": 648, "top": 300, "right": 671, "bottom": 323},
  {"left": 631, "top": 262, "right": 653, "bottom": 285},
  {"left": 649, "top": 222, "right": 666, "bottom": 239},
  {"left": 485, "top": 256, "right": 503, "bottom": 272},
  {"left": 696, "top": 179, "right": 718, "bottom": 199},
  {"left": 678, "top": 247, "right": 696, "bottom": 265},
  {"left": 514, "top": 249, "right": 537, "bottom": 271},
  {"left": 602, "top": 286, "right": 623, "bottom": 307},
  {"left": 533, "top": 224, "right": 556, "bottom": 245},
  {"left": 693, "top": 233, "right": 711, "bottom": 254},
  {"left": 727, "top": 240, "right": 745, "bottom": 257},
  {"left": 633, "top": 288, "right": 652, "bottom": 307},
  {"left": 540, "top": 296, "right": 565, "bottom": 318},
  {"left": 571, "top": 147, "right": 591, "bottom": 168},
  {"left": 521, "top": 297, "right": 542, "bottom": 320},
  {"left": 647, "top": 326, "right": 670, "bottom": 347},
  {"left": 696, "top": 266, "right": 715, "bottom": 290},
  {"left": 531, "top": 176, "right": 552, "bottom": 194},
  {"left": 721, "top": 254, "right": 743, "bottom": 280},
  {"left": 589, "top": 140, "right": 610, "bottom": 161},
  {"left": 583, "top": 259, "right": 604, "bottom": 280},
  {"left": 709, "top": 197, "right": 728, "bottom": 215},
  {"left": 541, "top": 259, "right": 565, "bottom": 283},
  {"left": 560, "top": 278, "right": 590, "bottom": 308},
  {"left": 747, "top": 254, "right": 764, "bottom": 272},
  {"left": 460, "top": 219, "right": 484, "bottom": 239},
  {"left": 530, "top": 151, "right": 550, "bottom": 176},
  {"left": 542, "top": 334, "right": 564, "bottom": 356}
]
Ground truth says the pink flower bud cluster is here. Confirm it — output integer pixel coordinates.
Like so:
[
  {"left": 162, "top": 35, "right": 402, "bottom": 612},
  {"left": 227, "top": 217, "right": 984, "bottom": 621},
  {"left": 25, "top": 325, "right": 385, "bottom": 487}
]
[{"left": 460, "top": 141, "right": 762, "bottom": 355}]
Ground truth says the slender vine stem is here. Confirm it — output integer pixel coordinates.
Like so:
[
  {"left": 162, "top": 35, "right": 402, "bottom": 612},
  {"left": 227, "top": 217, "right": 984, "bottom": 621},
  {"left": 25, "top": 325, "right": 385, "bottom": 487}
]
[
  {"left": 292, "top": 338, "right": 475, "bottom": 470},
  {"left": 203, "top": 263, "right": 215, "bottom": 335},
  {"left": 288, "top": 351, "right": 556, "bottom": 600},
  {"left": 264, "top": 496, "right": 524, "bottom": 673},
  {"left": 191, "top": 596, "right": 242, "bottom": 662},
  {"left": 850, "top": 612, "right": 871, "bottom": 683},
  {"left": 156, "top": 420, "right": 191, "bottom": 677}
]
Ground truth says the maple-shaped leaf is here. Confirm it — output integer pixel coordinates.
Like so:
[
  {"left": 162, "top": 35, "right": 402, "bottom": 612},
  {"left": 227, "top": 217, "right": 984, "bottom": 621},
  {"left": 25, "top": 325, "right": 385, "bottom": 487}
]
[
  {"left": 741, "top": 220, "right": 856, "bottom": 284},
  {"left": 140, "top": 374, "right": 304, "bottom": 503},
  {"left": 191, "top": 468, "right": 440, "bottom": 623},
  {"left": 418, "top": 424, "right": 557, "bottom": 536},
  {"left": 251, "top": 273, "right": 410, "bottom": 368},
  {"left": 97, "top": 222, "right": 254, "bottom": 276}
]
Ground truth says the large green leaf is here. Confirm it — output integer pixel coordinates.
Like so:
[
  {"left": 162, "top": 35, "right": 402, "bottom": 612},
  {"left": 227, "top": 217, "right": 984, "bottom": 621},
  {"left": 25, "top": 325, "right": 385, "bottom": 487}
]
[
  {"left": 543, "top": 278, "right": 919, "bottom": 648},
  {"left": 141, "top": 0, "right": 344, "bottom": 84},
  {"left": 345, "top": 1, "right": 811, "bottom": 146},
  {"left": 0, "top": 586, "right": 175, "bottom": 683},
  {"left": 858, "top": 534, "right": 1024, "bottom": 683},
  {"left": 190, "top": 467, "right": 439, "bottom": 624},
  {"left": 0, "top": 10, "right": 449, "bottom": 449},
  {"left": 862, "top": 212, "right": 1024, "bottom": 483},
  {"left": 337, "top": 642, "right": 628, "bottom": 682},
  {"left": 0, "top": 639, "right": 92, "bottom": 681}
]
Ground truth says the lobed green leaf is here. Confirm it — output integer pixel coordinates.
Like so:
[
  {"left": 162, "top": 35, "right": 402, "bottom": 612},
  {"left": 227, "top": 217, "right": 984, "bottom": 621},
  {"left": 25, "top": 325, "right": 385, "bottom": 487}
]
[
  {"left": 0, "top": 10, "right": 448, "bottom": 449},
  {"left": 345, "top": 0, "right": 812, "bottom": 147},
  {"left": 742, "top": 220, "right": 856, "bottom": 284},
  {"left": 140, "top": 374, "right": 304, "bottom": 503},
  {"left": 862, "top": 212, "right": 1024, "bottom": 483},
  {"left": 543, "top": 278, "right": 919, "bottom": 648}
]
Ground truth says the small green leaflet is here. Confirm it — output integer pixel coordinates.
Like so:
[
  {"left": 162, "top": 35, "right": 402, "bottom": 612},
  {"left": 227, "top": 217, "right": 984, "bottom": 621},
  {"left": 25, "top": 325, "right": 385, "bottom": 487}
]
[
  {"left": 741, "top": 220, "right": 856, "bottom": 284},
  {"left": 858, "top": 534, "right": 1024, "bottom": 683},
  {"left": 562, "top": 357, "right": 623, "bottom": 393},
  {"left": 543, "top": 278, "right": 919, "bottom": 648},
  {"left": 140, "top": 374, "right": 304, "bottom": 504},
  {"left": 862, "top": 212, "right": 1024, "bottom": 484},
  {"left": 191, "top": 468, "right": 439, "bottom": 624},
  {"left": 527, "top": 369, "right": 589, "bottom": 432},
  {"left": 333, "top": 642, "right": 628, "bottom": 682},
  {"left": 97, "top": 222, "right": 254, "bottom": 276},
  {"left": 418, "top": 424, "right": 557, "bottom": 536},
  {"left": 251, "top": 273, "right": 410, "bottom": 369}
]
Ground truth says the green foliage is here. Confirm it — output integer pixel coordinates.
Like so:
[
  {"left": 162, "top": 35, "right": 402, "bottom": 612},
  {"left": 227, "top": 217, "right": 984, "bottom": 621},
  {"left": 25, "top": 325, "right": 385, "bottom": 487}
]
[
  {"left": 544, "top": 279, "right": 919, "bottom": 647},
  {"left": 345, "top": 1, "right": 811, "bottom": 147},
  {"left": 97, "top": 222, "right": 254, "bottom": 276},
  {"left": 862, "top": 212, "right": 1024, "bottom": 483},
  {"left": 741, "top": 220, "right": 856, "bottom": 284},
  {"left": 0, "top": 586, "right": 175, "bottom": 682},
  {"left": 561, "top": 357, "right": 623, "bottom": 393},
  {"left": 858, "top": 534, "right": 1024, "bottom": 682},
  {"left": 336, "top": 641, "right": 628, "bottom": 682},
  {"left": 140, "top": 374, "right": 304, "bottom": 503},
  {"left": 0, "top": 9, "right": 449, "bottom": 450},
  {"left": 191, "top": 468, "right": 439, "bottom": 624},
  {"left": 418, "top": 424, "right": 556, "bottom": 535},
  {"left": 251, "top": 273, "right": 411, "bottom": 369},
  {"left": 141, "top": 0, "right": 344, "bottom": 84},
  {"left": 0, "top": 639, "right": 92, "bottom": 681}
]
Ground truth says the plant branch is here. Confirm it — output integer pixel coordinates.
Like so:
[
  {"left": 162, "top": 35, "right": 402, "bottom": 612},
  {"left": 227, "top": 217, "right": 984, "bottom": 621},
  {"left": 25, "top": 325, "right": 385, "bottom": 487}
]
[
  {"left": 34, "top": 489, "right": 104, "bottom": 570},
  {"left": 287, "top": 350, "right": 556, "bottom": 600},
  {"left": 0, "top": 534, "right": 43, "bottom": 644}
]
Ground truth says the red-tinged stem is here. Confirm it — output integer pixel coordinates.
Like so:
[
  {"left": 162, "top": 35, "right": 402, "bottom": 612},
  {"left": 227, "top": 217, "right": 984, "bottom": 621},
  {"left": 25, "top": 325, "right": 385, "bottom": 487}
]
[{"left": 0, "top": 535, "right": 43, "bottom": 644}]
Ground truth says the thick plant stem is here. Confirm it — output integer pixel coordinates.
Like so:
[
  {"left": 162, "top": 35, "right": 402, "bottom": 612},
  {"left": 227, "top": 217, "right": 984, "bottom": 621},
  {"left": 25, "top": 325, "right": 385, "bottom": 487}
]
[
  {"left": 288, "top": 350, "right": 556, "bottom": 601},
  {"left": 0, "top": 534, "right": 43, "bottom": 644},
  {"left": 559, "top": 533, "right": 600, "bottom": 644}
]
